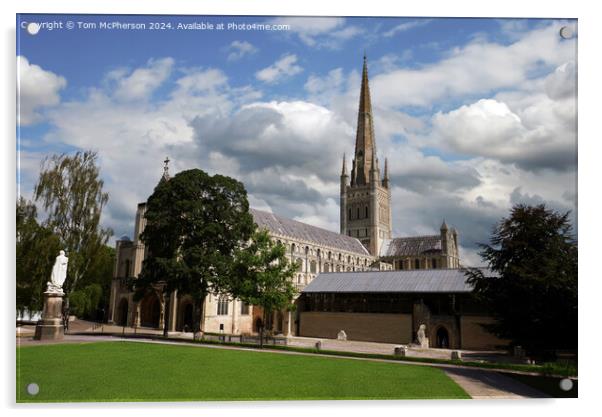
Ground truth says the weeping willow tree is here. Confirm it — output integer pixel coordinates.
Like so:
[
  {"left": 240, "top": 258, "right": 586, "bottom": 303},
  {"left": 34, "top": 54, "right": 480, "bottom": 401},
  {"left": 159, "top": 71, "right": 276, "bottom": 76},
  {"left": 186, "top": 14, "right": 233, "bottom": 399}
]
[{"left": 33, "top": 150, "right": 113, "bottom": 311}]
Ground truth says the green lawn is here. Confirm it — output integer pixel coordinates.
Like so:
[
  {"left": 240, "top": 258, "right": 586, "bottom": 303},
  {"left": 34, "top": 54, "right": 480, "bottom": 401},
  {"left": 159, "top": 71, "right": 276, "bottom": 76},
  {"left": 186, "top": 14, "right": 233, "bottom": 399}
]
[{"left": 16, "top": 341, "right": 469, "bottom": 402}]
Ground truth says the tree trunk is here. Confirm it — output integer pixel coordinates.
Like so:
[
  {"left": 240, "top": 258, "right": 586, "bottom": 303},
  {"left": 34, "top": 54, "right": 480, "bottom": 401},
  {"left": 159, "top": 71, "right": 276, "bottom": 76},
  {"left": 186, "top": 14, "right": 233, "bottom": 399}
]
[
  {"left": 260, "top": 309, "right": 269, "bottom": 348},
  {"left": 192, "top": 296, "right": 205, "bottom": 341},
  {"left": 163, "top": 292, "right": 170, "bottom": 338}
]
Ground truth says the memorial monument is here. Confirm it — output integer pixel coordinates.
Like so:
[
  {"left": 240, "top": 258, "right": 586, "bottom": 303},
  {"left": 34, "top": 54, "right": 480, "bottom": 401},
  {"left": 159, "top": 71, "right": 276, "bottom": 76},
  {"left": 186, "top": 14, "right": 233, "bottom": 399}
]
[{"left": 34, "top": 250, "right": 68, "bottom": 341}]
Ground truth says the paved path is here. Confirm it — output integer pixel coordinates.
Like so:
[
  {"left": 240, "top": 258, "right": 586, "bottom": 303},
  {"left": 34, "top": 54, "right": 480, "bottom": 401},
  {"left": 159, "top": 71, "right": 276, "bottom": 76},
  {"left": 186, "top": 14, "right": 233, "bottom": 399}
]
[{"left": 444, "top": 368, "right": 547, "bottom": 399}]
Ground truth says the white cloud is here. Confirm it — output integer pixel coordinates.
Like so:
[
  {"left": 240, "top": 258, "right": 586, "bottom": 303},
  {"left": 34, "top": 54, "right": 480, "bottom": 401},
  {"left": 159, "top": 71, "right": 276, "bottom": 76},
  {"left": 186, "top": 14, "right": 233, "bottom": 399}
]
[
  {"left": 37, "top": 62, "right": 259, "bottom": 241},
  {"left": 545, "top": 60, "right": 577, "bottom": 100},
  {"left": 17, "top": 56, "right": 66, "bottom": 126},
  {"left": 255, "top": 54, "right": 303, "bottom": 84},
  {"left": 268, "top": 17, "right": 362, "bottom": 49},
  {"left": 226, "top": 40, "right": 258, "bottom": 62},
  {"left": 304, "top": 68, "right": 345, "bottom": 101},
  {"left": 383, "top": 19, "right": 432, "bottom": 37},
  {"left": 431, "top": 65, "right": 577, "bottom": 173},
  {"left": 370, "top": 23, "right": 575, "bottom": 108},
  {"left": 269, "top": 17, "right": 344, "bottom": 46},
  {"left": 110, "top": 57, "right": 174, "bottom": 101}
]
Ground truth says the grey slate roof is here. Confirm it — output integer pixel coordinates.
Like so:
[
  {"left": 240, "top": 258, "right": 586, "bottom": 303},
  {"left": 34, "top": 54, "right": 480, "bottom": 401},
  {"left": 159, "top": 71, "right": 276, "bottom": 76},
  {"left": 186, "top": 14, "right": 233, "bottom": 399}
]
[
  {"left": 380, "top": 235, "right": 442, "bottom": 258},
  {"left": 302, "top": 268, "right": 496, "bottom": 294},
  {"left": 250, "top": 208, "right": 370, "bottom": 256}
]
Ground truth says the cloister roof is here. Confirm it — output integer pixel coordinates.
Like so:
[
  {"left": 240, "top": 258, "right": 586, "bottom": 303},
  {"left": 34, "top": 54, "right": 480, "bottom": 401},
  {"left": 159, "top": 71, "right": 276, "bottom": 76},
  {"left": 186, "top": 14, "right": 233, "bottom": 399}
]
[{"left": 302, "top": 268, "right": 497, "bottom": 293}]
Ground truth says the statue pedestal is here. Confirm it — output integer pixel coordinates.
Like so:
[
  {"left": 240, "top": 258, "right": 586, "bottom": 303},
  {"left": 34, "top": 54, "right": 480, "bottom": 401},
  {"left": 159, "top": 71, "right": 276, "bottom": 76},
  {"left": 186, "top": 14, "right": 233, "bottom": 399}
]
[{"left": 34, "top": 292, "right": 64, "bottom": 341}]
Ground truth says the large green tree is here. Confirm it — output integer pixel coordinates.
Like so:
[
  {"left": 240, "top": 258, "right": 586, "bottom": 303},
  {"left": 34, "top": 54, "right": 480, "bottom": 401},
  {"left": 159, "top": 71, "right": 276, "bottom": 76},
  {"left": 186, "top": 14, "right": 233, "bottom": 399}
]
[
  {"left": 16, "top": 197, "right": 61, "bottom": 315},
  {"left": 136, "top": 169, "right": 255, "bottom": 340},
  {"left": 32, "top": 150, "right": 113, "bottom": 318},
  {"left": 230, "top": 229, "right": 297, "bottom": 346},
  {"left": 465, "top": 204, "right": 577, "bottom": 358}
]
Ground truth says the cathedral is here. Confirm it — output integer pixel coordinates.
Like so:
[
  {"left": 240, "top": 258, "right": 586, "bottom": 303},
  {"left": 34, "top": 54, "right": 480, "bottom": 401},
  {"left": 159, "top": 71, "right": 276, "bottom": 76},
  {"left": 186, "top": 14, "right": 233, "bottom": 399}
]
[{"left": 106, "top": 56, "right": 490, "bottom": 349}]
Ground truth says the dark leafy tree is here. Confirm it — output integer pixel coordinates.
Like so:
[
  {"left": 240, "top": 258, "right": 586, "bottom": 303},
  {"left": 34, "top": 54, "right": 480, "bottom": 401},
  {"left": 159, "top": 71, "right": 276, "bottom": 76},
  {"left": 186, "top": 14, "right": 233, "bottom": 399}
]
[
  {"left": 16, "top": 197, "right": 61, "bottom": 315},
  {"left": 33, "top": 151, "right": 113, "bottom": 305},
  {"left": 230, "top": 229, "right": 297, "bottom": 347},
  {"left": 136, "top": 169, "right": 255, "bottom": 340},
  {"left": 465, "top": 204, "right": 577, "bottom": 359}
]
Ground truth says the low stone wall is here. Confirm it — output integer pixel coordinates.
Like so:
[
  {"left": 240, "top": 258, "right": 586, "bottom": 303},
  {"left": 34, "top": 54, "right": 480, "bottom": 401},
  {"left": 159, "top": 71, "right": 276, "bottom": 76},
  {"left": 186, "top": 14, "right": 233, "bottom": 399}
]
[
  {"left": 460, "top": 315, "right": 508, "bottom": 350},
  {"left": 299, "top": 311, "right": 413, "bottom": 344}
]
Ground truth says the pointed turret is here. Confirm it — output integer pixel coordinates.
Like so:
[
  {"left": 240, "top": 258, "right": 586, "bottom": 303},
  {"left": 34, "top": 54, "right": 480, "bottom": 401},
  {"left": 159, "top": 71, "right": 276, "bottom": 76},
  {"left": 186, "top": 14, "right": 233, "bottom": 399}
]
[
  {"left": 350, "top": 55, "right": 376, "bottom": 186},
  {"left": 383, "top": 157, "right": 389, "bottom": 188},
  {"left": 340, "top": 153, "right": 349, "bottom": 234},
  {"left": 440, "top": 219, "right": 448, "bottom": 231}
]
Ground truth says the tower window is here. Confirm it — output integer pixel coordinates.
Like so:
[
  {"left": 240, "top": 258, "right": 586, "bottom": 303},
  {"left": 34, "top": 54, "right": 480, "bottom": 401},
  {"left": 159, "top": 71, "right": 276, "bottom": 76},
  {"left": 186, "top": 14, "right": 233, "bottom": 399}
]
[
  {"left": 365, "top": 206, "right": 369, "bottom": 218},
  {"left": 357, "top": 207, "right": 360, "bottom": 219},
  {"left": 349, "top": 208, "right": 352, "bottom": 220}
]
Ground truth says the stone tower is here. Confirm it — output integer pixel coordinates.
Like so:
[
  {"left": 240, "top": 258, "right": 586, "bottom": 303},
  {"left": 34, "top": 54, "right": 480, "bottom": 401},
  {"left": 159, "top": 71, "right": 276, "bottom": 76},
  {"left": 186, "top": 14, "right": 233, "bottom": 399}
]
[{"left": 340, "top": 56, "right": 392, "bottom": 256}]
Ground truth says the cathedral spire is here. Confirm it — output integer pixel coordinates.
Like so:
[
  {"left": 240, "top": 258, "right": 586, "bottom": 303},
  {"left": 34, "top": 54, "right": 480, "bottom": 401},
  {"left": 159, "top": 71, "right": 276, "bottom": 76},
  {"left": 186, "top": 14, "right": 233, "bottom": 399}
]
[
  {"left": 341, "top": 153, "right": 348, "bottom": 176},
  {"left": 351, "top": 55, "right": 376, "bottom": 186}
]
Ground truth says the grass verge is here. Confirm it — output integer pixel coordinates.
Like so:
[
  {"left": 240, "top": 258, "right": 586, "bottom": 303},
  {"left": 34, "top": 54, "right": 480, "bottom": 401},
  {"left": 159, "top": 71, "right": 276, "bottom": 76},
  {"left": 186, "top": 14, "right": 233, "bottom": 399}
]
[{"left": 17, "top": 341, "right": 470, "bottom": 402}]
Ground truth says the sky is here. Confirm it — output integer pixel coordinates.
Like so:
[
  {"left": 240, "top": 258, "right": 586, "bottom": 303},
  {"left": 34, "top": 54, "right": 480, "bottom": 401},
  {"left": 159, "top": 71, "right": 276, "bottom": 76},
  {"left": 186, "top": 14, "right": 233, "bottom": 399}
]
[{"left": 16, "top": 14, "right": 578, "bottom": 266}]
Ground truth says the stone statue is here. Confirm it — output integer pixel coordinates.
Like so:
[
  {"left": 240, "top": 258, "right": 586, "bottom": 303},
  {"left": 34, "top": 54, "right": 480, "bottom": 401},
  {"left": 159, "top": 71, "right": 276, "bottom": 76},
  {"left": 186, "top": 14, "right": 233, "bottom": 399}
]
[
  {"left": 337, "top": 330, "right": 347, "bottom": 341},
  {"left": 417, "top": 324, "right": 429, "bottom": 348},
  {"left": 47, "top": 250, "right": 68, "bottom": 294}
]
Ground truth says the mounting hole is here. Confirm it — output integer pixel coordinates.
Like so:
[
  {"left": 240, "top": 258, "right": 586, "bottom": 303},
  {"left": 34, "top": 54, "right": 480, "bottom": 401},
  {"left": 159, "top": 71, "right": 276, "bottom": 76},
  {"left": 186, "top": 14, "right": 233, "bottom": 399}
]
[
  {"left": 559, "top": 378, "right": 573, "bottom": 391},
  {"left": 26, "top": 22, "right": 40, "bottom": 35},
  {"left": 27, "top": 382, "right": 39, "bottom": 396},
  {"left": 559, "top": 26, "right": 574, "bottom": 40}
]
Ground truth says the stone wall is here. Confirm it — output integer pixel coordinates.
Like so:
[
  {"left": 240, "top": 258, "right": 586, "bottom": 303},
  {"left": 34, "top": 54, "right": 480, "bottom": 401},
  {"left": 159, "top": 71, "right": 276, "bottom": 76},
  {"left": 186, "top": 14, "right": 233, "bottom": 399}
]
[
  {"left": 460, "top": 315, "right": 509, "bottom": 350},
  {"left": 299, "top": 311, "right": 413, "bottom": 344}
]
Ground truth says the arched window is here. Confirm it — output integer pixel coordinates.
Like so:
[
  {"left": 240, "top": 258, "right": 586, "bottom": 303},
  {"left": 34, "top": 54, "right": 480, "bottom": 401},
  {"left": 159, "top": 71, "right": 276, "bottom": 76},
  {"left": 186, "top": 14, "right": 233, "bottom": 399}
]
[
  {"left": 295, "top": 258, "right": 303, "bottom": 272},
  {"left": 217, "top": 296, "right": 229, "bottom": 316},
  {"left": 310, "top": 260, "right": 317, "bottom": 273},
  {"left": 349, "top": 208, "right": 352, "bottom": 220},
  {"left": 365, "top": 206, "right": 369, "bottom": 218},
  {"left": 357, "top": 207, "right": 360, "bottom": 219}
]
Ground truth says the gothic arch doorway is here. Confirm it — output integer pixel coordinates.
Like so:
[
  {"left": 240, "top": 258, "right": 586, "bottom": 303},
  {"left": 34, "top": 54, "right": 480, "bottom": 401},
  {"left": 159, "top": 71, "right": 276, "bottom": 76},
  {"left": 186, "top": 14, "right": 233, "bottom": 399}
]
[
  {"left": 436, "top": 326, "right": 450, "bottom": 349},
  {"left": 140, "top": 292, "right": 161, "bottom": 328},
  {"left": 181, "top": 302, "right": 193, "bottom": 332},
  {"left": 117, "top": 298, "right": 129, "bottom": 326}
]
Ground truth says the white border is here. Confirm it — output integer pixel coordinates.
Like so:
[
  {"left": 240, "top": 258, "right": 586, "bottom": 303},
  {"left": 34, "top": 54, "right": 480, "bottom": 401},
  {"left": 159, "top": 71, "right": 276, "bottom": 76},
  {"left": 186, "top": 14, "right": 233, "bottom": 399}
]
[{"left": 3, "top": 1, "right": 600, "bottom": 416}]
